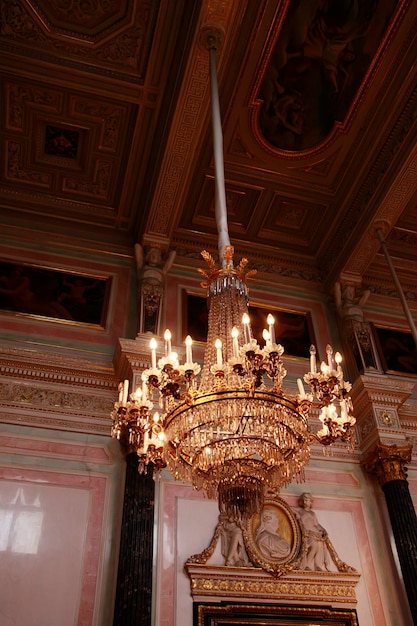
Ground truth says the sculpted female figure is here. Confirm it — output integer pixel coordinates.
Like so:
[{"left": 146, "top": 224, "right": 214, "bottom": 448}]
[{"left": 294, "top": 492, "right": 331, "bottom": 571}]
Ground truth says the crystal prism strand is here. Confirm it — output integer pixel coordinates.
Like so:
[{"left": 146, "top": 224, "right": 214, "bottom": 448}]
[{"left": 199, "top": 274, "right": 249, "bottom": 392}]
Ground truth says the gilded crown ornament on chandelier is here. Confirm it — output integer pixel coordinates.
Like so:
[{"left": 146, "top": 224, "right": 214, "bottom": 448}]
[{"left": 111, "top": 32, "right": 356, "bottom": 520}]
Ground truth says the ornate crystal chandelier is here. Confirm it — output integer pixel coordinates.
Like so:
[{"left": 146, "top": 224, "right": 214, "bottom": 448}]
[{"left": 111, "top": 34, "right": 356, "bottom": 519}]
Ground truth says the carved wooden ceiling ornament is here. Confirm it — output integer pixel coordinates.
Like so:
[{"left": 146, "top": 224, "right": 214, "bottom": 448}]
[{"left": 1, "top": 0, "right": 417, "bottom": 302}]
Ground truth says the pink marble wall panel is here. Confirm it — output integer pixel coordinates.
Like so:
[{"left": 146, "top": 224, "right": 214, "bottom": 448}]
[
  {"left": 0, "top": 433, "right": 112, "bottom": 463},
  {"left": 0, "top": 431, "right": 119, "bottom": 626}
]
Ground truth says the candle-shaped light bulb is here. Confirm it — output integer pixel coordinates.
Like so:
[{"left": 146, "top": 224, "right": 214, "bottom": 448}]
[
  {"left": 242, "top": 313, "right": 251, "bottom": 343},
  {"left": 215, "top": 338, "right": 223, "bottom": 365},
  {"left": 150, "top": 338, "right": 157, "bottom": 369},
  {"left": 321, "top": 361, "right": 329, "bottom": 374},
  {"left": 185, "top": 335, "right": 193, "bottom": 364},
  {"left": 133, "top": 387, "right": 142, "bottom": 402},
  {"left": 297, "top": 378, "right": 306, "bottom": 397},
  {"left": 326, "top": 344, "right": 334, "bottom": 369},
  {"left": 231, "top": 326, "right": 239, "bottom": 358},
  {"left": 164, "top": 329, "right": 172, "bottom": 356},
  {"left": 142, "top": 429, "right": 149, "bottom": 450},
  {"left": 340, "top": 399, "right": 348, "bottom": 421},
  {"left": 309, "top": 345, "right": 317, "bottom": 373},
  {"left": 122, "top": 379, "right": 129, "bottom": 403},
  {"left": 335, "top": 351, "right": 343, "bottom": 373},
  {"left": 141, "top": 374, "right": 148, "bottom": 402},
  {"left": 262, "top": 328, "right": 271, "bottom": 347},
  {"left": 153, "top": 411, "right": 160, "bottom": 423},
  {"left": 267, "top": 314, "right": 276, "bottom": 344}
]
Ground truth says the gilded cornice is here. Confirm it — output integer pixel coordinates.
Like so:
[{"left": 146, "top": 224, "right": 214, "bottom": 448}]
[
  {"left": 352, "top": 374, "right": 414, "bottom": 408},
  {"left": 186, "top": 564, "right": 360, "bottom": 606},
  {"left": 0, "top": 342, "right": 117, "bottom": 434},
  {"left": 0, "top": 344, "right": 116, "bottom": 389}
]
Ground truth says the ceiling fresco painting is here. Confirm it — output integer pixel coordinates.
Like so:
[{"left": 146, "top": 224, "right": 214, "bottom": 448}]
[{"left": 258, "top": 0, "right": 399, "bottom": 150}]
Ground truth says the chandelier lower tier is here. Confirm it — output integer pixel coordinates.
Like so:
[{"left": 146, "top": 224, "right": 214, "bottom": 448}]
[{"left": 111, "top": 249, "right": 356, "bottom": 519}]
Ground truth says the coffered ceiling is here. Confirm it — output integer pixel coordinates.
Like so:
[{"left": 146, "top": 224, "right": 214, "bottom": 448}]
[{"left": 1, "top": 0, "right": 417, "bottom": 302}]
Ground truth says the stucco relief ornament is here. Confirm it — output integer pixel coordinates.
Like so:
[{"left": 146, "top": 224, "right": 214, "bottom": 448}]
[{"left": 186, "top": 491, "right": 357, "bottom": 579}]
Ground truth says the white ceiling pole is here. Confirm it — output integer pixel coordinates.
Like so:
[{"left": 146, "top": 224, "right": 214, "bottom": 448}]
[
  {"left": 376, "top": 227, "right": 417, "bottom": 349},
  {"left": 208, "top": 37, "right": 232, "bottom": 268}
]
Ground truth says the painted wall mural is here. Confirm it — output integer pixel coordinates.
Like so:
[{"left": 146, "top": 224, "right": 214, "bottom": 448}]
[{"left": 0, "top": 260, "right": 110, "bottom": 327}]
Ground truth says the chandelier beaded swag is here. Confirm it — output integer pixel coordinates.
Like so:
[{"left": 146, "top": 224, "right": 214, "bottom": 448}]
[{"left": 111, "top": 33, "right": 356, "bottom": 519}]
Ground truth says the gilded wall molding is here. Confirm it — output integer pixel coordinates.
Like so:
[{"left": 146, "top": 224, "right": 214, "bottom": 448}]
[{"left": 186, "top": 564, "right": 360, "bottom": 606}]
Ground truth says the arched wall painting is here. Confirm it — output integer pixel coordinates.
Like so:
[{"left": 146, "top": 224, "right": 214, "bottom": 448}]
[{"left": 258, "top": 0, "right": 399, "bottom": 151}]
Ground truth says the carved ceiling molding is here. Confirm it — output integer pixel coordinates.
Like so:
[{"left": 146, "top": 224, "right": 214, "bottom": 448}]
[
  {"left": 0, "top": 0, "right": 158, "bottom": 80},
  {"left": 0, "top": 380, "right": 112, "bottom": 415},
  {"left": 352, "top": 374, "right": 414, "bottom": 406},
  {"left": 351, "top": 374, "right": 416, "bottom": 453},
  {"left": 320, "top": 82, "right": 417, "bottom": 282},
  {"left": 2, "top": 76, "right": 135, "bottom": 213},
  {"left": 173, "top": 245, "right": 324, "bottom": 285},
  {"left": 113, "top": 337, "right": 154, "bottom": 381},
  {"left": 0, "top": 371, "right": 113, "bottom": 435},
  {"left": 144, "top": 1, "right": 241, "bottom": 241},
  {"left": 364, "top": 278, "right": 417, "bottom": 302}
]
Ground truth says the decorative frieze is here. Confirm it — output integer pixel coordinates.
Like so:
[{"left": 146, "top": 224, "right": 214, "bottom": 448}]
[
  {"left": 0, "top": 342, "right": 117, "bottom": 433},
  {"left": 186, "top": 564, "right": 360, "bottom": 606}
]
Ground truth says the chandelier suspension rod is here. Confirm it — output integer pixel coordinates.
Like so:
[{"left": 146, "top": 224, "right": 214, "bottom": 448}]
[
  {"left": 376, "top": 227, "right": 417, "bottom": 349},
  {"left": 208, "top": 36, "right": 231, "bottom": 268}
]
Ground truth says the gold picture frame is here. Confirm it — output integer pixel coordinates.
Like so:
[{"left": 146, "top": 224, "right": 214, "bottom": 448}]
[
  {"left": 244, "top": 496, "right": 302, "bottom": 577},
  {"left": 194, "top": 602, "right": 360, "bottom": 625},
  {"left": 372, "top": 324, "right": 417, "bottom": 376},
  {"left": 182, "top": 290, "right": 315, "bottom": 359},
  {"left": 0, "top": 260, "right": 110, "bottom": 329}
]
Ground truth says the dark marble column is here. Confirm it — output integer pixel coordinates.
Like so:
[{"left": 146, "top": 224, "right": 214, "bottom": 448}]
[
  {"left": 113, "top": 453, "right": 155, "bottom": 626},
  {"left": 363, "top": 443, "right": 417, "bottom": 624}
]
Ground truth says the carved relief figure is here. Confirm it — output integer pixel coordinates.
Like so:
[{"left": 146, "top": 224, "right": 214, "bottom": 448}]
[
  {"left": 219, "top": 514, "right": 250, "bottom": 567},
  {"left": 293, "top": 492, "right": 356, "bottom": 573},
  {"left": 334, "top": 281, "right": 370, "bottom": 323},
  {"left": 293, "top": 492, "right": 331, "bottom": 571},
  {"left": 334, "top": 280, "right": 379, "bottom": 371},
  {"left": 255, "top": 507, "right": 291, "bottom": 560},
  {"left": 134, "top": 244, "right": 176, "bottom": 335}
]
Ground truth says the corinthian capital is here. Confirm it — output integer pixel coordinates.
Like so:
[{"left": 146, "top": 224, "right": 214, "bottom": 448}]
[{"left": 363, "top": 442, "right": 412, "bottom": 485}]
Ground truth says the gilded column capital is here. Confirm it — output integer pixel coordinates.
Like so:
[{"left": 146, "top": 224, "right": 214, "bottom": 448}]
[{"left": 362, "top": 442, "right": 412, "bottom": 485}]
